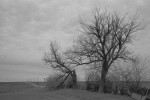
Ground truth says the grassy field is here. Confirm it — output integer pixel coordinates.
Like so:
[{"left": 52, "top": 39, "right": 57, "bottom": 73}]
[
  {"left": 0, "top": 82, "right": 134, "bottom": 100},
  {"left": 0, "top": 82, "right": 35, "bottom": 93}
]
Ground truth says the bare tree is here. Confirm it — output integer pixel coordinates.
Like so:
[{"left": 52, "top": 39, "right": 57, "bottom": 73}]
[
  {"left": 130, "top": 56, "right": 147, "bottom": 91},
  {"left": 108, "top": 61, "right": 134, "bottom": 94},
  {"left": 68, "top": 8, "right": 143, "bottom": 93},
  {"left": 43, "top": 41, "right": 77, "bottom": 89},
  {"left": 109, "top": 55, "right": 147, "bottom": 94},
  {"left": 85, "top": 69, "right": 101, "bottom": 91}
]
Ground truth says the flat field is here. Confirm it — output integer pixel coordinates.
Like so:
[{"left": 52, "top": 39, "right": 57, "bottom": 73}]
[{"left": 0, "top": 82, "right": 133, "bottom": 100}]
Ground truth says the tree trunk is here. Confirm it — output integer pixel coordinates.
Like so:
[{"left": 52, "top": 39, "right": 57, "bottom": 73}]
[
  {"left": 98, "top": 62, "right": 108, "bottom": 93},
  {"left": 71, "top": 70, "right": 77, "bottom": 89},
  {"left": 98, "top": 69, "right": 107, "bottom": 93}
]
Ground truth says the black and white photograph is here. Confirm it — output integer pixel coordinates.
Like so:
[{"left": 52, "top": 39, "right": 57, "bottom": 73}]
[{"left": 0, "top": 0, "right": 150, "bottom": 100}]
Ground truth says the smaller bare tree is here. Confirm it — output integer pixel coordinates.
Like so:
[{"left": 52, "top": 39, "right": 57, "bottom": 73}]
[{"left": 43, "top": 41, "right": 77, "bottom": 89}]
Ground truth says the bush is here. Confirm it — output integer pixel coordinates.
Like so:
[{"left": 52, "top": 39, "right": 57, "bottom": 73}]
[
  {"left": 45, "top": 73, "right": 74, "bottom": 90},
  {"left": 63, "top": 74, "right": 73, "bottom": 88},
  {"left": 85, "top": 70, "right": 100, "bottom": 92},
  {"left": 45, "top": 73, "right": 63, "bottom": 90}
]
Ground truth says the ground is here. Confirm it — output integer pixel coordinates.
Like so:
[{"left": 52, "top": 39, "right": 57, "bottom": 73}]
[{"left": 0, "top": 82, "right": 133, "bottom": 100}]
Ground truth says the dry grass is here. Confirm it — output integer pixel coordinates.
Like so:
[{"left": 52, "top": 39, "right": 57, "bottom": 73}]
[{"left": 0, "top": 82, "right": 133, "bottom": 100}]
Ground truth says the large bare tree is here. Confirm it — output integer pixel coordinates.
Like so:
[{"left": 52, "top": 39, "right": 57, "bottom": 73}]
[
  {"left": 68, "top": 9, "right": 143, "bottom": 93},
  {"left": 43, "top": 42, "right": 77, "bottom": 89}
]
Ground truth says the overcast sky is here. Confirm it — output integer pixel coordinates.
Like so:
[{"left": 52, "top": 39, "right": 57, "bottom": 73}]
[{"left": 0, "top": 0, "right": 150, "bottom": 82}]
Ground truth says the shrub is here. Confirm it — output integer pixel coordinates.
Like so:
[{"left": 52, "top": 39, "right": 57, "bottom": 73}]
[
  {"left": 45, "top": 73, "right": 63, "bottom": 90},
  {"left": 45, "top": 73, "right": 75, "bottom": 90},
  {"left": 85, "top": 70, "right": 100, "bottom": 92},
  {"left": 63, "top": 74, "right": 73, "bottom": 88}
]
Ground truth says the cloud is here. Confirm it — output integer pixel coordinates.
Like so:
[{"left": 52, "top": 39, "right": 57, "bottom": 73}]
[
  {"left": 0, "top": 0, "right": 93, "bottom": 65},
  {"left": 0, "top": 0, "right": 92, "bottom": 81}
]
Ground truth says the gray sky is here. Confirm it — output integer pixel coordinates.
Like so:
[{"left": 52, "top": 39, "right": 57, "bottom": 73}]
[{"left": 0, "top": 0, "right": 150, "bottom": 82}]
